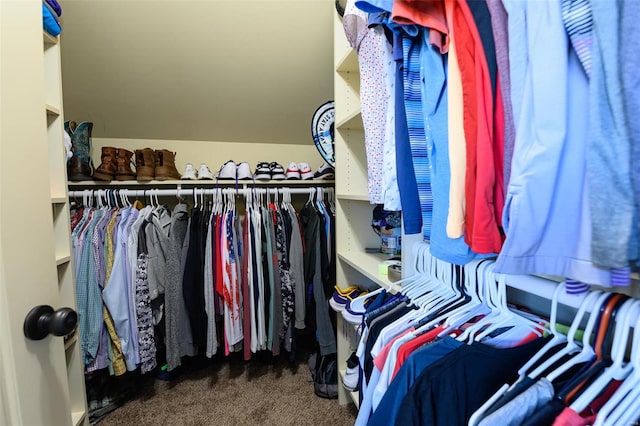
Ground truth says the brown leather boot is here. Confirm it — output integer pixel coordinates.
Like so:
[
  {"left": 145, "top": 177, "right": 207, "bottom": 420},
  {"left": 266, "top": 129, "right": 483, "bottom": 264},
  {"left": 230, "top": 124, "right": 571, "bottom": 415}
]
[
  {"left": 154, "top": 149, "right": 181, "bottom": 181},
  {"left": 135, "top": 148, "right": 155, "bottom": 182},
  {"left": 115, "top": 148, "right": 136, "bottom": 181},
  {"left": 93, "top": 147, "right": 117, "bottom": 181}
]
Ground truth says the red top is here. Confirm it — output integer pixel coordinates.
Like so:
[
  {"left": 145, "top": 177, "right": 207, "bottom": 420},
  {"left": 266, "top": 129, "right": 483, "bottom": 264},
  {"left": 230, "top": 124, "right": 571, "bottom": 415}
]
[
  {"left": 392, "top": 325, "right": 446, "bottom": 379},
  {"left": 451, "top": 0, "right": 504, "bottom": 254}
]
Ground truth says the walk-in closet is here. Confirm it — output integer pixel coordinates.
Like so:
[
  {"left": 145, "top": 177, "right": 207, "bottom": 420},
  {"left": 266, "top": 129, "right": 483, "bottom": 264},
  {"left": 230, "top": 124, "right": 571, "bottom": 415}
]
[{"left": 2, "top": 0, "right": 640, "bottom": 425}]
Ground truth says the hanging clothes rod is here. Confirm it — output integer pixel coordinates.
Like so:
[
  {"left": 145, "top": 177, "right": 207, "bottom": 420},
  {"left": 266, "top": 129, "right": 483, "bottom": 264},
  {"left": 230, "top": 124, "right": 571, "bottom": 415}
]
[{"left": 68, "top": 187, "right": 326, "bottom": 199}]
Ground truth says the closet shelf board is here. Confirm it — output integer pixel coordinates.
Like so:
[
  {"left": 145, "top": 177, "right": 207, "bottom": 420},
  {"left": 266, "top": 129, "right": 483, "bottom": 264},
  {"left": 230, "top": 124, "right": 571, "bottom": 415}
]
[
  {"left": 336, "top": 108, "right": 363, "bottom": 130},
  {"left": 336, "top": 49, "right": 359, "bottom": 74},
  {"left": 56, "top": 254, "right": 71, "bottom": 266},
  {"left": 64, "top": 332, "right": 78, "bottom": 351},
  {"left": 43, "top": 31, "right": 58, "bottom": 45},
  {"left": 338, "top": 251, "right": 394, "bottom": 290},
  {"left": 45, "top": 104, "right": 61, "bottom": 116},
  {"left": 336, "top": 193, "right": 370, "bottom": 201},
  {"left": 68, "top": 180, "right": 335, "bottom": 187},
  {"left": 51, "top": 196, "right": 67, "bottom": 204},
  {"left": 71, "top": 410, "right": 86, "bottom": 426}
]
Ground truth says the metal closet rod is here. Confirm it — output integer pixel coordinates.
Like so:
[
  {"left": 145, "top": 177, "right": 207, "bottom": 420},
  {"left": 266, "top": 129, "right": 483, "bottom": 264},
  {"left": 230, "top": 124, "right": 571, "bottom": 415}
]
[{"left": 68, "top": 187, "right": 330, "bottom": 198}]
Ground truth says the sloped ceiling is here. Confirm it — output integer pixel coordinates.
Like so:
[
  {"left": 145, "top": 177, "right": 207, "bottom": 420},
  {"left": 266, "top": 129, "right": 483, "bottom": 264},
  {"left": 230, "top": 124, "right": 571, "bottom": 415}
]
[{"left": 60, "top": 0, "right": 334, "bottom": 145}]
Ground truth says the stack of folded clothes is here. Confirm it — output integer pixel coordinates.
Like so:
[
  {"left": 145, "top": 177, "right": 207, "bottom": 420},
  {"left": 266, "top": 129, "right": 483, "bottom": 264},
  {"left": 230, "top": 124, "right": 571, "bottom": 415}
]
[{"left": 43, "top": 0, "right": 63, "bottom": 37}]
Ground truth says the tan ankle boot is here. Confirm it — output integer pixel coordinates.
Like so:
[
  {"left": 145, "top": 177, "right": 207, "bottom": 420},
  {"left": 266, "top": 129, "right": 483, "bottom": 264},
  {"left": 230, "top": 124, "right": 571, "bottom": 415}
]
[
  {"left": 115, "top": 148, "right": 136, "bottom": 181},
  {"left": 93, "top": 147, "right": 117, "bottom": 181},
  {"left": 135, "top": 148, "right": 155, "bottom": 182},
  {"left": 154, "top": 149, "right": 181, "bottom": 180}
]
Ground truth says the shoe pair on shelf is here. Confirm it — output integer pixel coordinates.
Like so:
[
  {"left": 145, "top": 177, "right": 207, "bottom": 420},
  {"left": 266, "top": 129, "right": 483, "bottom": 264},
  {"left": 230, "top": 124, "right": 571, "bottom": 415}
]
[
  {"left": 284, "top": 162, "right": 314, "bottom": 180},
  {"left": 254, "top": 162, "right": 287, "bottom": 181},
  {"left": 181, "top": 163, "right": 214, "bottom": 180},
  {"left": 329, "top": 285, "right": 368, "bottom": 321},
  {"left": 93, "top": 147, "right": 181, "bottom": 182},
  {"left": 217, "top": 160, "right": 253, "bottom": 180},
  {"left": 314, "top": 163, "right": 335, "bottom": 180}
]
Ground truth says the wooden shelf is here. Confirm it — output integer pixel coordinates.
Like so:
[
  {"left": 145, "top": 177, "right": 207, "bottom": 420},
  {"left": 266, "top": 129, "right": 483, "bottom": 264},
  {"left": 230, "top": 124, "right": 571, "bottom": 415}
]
[
  {"left": 336, "top": 49, "right": 358, "bottom": 74},
  {"left": 51, "top": 196, "right": 67, "bottom": 204},
  {"left": 64, "top": 332, "right": 78, "bottom": 351},
  {"left": 43, "top": 31, "right": 58, "bottom": 45},
  {"left": 336, "top": 108, "right": 363, "bottom": 130},
  {"left": 69, "top": 179, "right": 334, "bottom": 187},
  {"left": 336, "top": 193, "right": 370, "bottom": 202},
  {"left": 56, "top": 254, "right": 71, "bottom": 266},
  {"left": 338, "top": 251, "right": 396, "bottom": 290},
  {"left": 71, "top": 410, "right": 86, "bottom": 426},
  {"left": 45, "top": 104, "right": 61, "bottom": 116}
]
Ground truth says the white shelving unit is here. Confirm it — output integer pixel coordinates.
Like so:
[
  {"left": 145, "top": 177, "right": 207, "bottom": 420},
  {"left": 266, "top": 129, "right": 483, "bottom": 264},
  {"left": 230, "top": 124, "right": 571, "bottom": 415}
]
[
  {"left": 44, "top": 29, "right": 89, "bottom": 426},
  {"left": 333, "top": 11, "right": 402, "bottom": 407}
]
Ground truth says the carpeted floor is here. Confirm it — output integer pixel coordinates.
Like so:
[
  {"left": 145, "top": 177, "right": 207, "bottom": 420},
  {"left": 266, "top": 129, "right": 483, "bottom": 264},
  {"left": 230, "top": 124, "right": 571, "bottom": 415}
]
[{"left": 98, "top": 349, "right": 357, "bottom": 426}]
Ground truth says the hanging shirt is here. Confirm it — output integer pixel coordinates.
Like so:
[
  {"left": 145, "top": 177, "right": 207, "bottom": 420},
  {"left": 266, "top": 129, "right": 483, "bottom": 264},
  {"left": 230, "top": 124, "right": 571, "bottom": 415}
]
[
  {"left": 103, "top": 208, "right": 138, "bottom": 371},
  {"left": 395, "top": 337, "right": 548, "bottom": 426},
  {"left": 452, "top": 0, "right": 503, "bottom": 255},
  {"left": 495, "top": 1, "right": 612, "bottom": 286},
  {"left": 344, "top": 0, "right": 387, "bottom": 205},
  {"left": 588, "top": 0, "right": 637, "bottom": 269},
  {"left": 204, "top": 210, "right": 218, "bottom": 357},
  {"left": 368, "top": 337, "right": 462, "bottom": 426},
  {"left": 222, "top": 210, "right": 243, "bottom": 348},
  {"left": 183, "top": 207, "right": 207, "bottom": 351}
]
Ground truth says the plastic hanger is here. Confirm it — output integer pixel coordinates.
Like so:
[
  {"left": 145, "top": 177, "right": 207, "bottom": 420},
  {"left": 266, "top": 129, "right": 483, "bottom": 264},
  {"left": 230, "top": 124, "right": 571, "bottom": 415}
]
[
  {"left": 594, "top": 309, "right": 640, "bottom": 425},
  {"left": 513, "top": 282, "right": 573, "bottom": 378},
  {"left": 434, "top": 259, "right": 491, "bottom": 338},
  {"left": 560, "top": 294, "right": 628, "bottom": 404},
  {"left": 570, "top": 298, "right": 639, "bottom": 414},
  {"left": 456, "top": 263, "right": 503, "bottom": 343},
  {"left": 528, "top": 291, "right": 610, "bottom": 382}
]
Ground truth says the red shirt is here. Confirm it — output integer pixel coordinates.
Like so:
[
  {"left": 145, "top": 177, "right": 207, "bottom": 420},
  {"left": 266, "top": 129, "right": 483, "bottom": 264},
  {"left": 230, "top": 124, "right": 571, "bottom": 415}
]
[
  {"left": 451, "top": 0, "right": 504, "bottom": 254},
  {"left": 392, "top": 325, "right": 446, "bottom": 379}
]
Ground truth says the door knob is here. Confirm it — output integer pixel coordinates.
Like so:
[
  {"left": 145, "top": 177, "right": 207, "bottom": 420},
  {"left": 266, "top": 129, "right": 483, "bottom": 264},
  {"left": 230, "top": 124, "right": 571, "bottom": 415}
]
[{"left": 23, "top": 305, "right": 78, "bottom": 341}]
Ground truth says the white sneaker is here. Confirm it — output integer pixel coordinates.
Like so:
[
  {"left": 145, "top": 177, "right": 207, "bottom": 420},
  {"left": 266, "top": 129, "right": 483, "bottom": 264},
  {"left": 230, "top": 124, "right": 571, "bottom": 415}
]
[
  {"left": 342, "top": 352, "right": 359, "bottom": 392},
  {"left": 217, "top": 160, "right": 237, "bottom": 180},
  {"left": 197, "top": 163, "right": 214, "bottom": 180},
  {"left": 286, "top": 162, "right": 301, "bottom": 179},
  {"left": 181, "top": 163, "right": 197, "bottom": 180},
  {"left": 237, "top": 162, "right": 253, "bottom": 180},
  {"left": 298, "top": 162, "right": 314, "bottom": 180}
]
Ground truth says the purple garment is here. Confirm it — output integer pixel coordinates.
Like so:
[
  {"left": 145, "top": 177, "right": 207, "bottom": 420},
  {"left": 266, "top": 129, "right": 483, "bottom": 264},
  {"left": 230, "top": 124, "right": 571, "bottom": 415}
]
[
  {"left": 486, "top": 0, "right": 515, "bottom": 195},
  {"left": 45, "top": 0, "right": 62, "bottom": 16}
]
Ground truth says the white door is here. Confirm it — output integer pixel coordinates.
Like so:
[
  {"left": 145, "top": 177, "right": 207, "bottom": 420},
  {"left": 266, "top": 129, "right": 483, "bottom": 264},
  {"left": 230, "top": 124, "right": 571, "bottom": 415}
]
[{"left": 0, "top": 2, "right": 85, "bottom": 425}]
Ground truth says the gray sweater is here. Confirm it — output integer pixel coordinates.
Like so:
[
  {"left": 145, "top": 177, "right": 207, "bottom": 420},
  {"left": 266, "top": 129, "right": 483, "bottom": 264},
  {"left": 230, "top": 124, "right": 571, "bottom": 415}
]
[{"left": 165, "top": 204, "right": 197, "bottom": 371}]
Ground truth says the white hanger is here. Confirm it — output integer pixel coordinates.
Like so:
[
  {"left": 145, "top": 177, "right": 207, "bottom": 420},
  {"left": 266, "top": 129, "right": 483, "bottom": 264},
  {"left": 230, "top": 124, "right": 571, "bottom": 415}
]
[
  {"left": 474, "top": 273, "right": 548, "bottom": 343},
  {"left": 435, "top": 259, "right": 492, "bottom": 338},
  {"left": 543, "top": 291, "right": 611, "bottom": 383},
  {"left": 456, "top": 263, "right": 503, "bottom": 343},
  {"left": 525, "top": 290, "right": 604, "bottom": 380},
  {"left": 570, "top": 298, "right": 640, "bottom": 414},
  {"left": 595, "top": 312, "right": 640, "bottom": 426},
  {"left": 96, "top": 190, "right": 104, "bottom": 208},
  {"left": 515, "top": 282, "right": 571, "bottom": 379}
]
